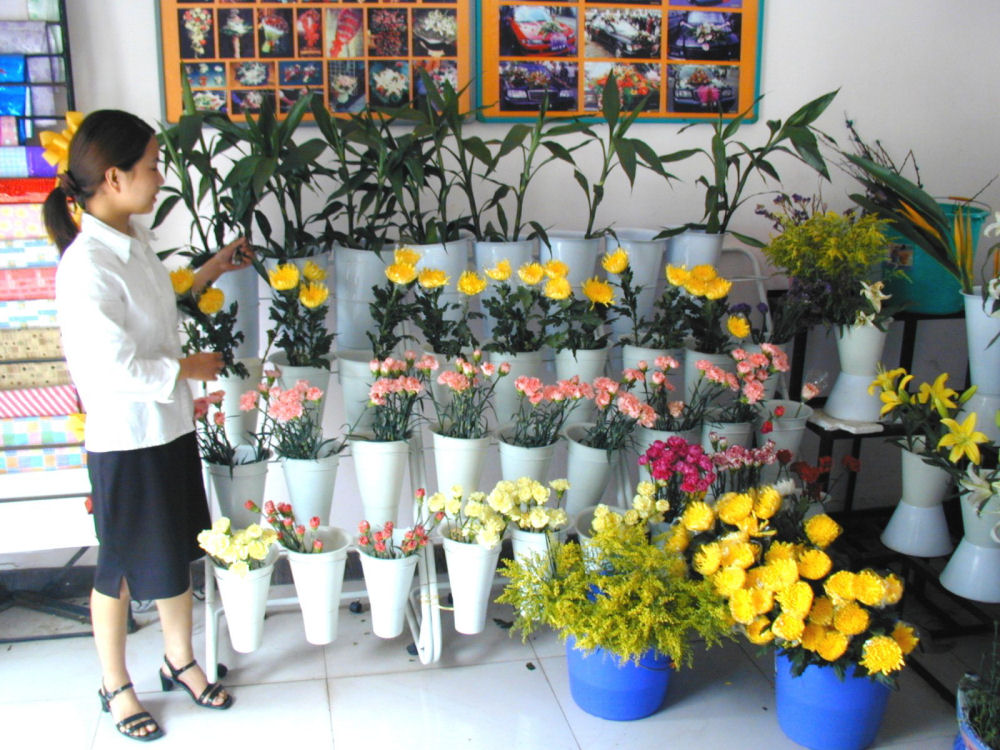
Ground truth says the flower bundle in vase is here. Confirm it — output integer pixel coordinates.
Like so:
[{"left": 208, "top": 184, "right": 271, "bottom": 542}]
[
  {"left": 171, "top": 267, "right": 247, "bottom": 378},
  {"left": 668, "top": 263, "right": 739, "bottom": 355},
  {"left": 431, "top": 351, "right": 509, "bottom": 440},
  {"left": 364, "top": 352, "right": 438, "bottom": 442},
  {"left": 636, "top": 355, "right": 702, "bottom": 436},
  {"left": 250, "top": 500, "right": 324, "bottom": 553},
  {"left": 578, "top": 373, "right": 656, "bottom": 452},
  {"left": 507, "top": 376, "right": 594, "bottom": 447},
  {"left": 247, "top": 378, "right": 343, "bottom": 460},
  {"left": 267, "top": 260, "right": 334, "bottom": 369},
  {"left": 198, "top": 517, "right": 279, "bottom": 577},
  {"left": 708, "top": 440, "right": 777, "bottom": 497},
  {"left": 480, "top": 259, "right": 553, "bottom": 356},
  {"left": 542, "top": 266, "right": 616, "bottom": 357},
  {"left": 637, "top": 437, "right": 715, "bottom": 526},
  {"left": 492, "top": 477, "right": 571, "bottom": 565}
]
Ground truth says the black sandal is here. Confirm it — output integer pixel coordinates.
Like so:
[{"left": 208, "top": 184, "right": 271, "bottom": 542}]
[
  {"left": 98, "top": 681, "right": 164, "bottom": 742},
  {"left": 159, "top": 656, "right": 233, "bottom": 709}
]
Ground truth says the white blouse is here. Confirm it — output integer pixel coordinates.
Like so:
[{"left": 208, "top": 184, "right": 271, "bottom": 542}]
[{"left": 56, "top": 213, "right": 193, "bottom": 452}]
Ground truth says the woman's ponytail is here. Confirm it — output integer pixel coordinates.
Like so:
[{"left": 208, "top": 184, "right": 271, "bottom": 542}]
[{"left": 43, "top": 182, "right": 79, "bottom": 254}]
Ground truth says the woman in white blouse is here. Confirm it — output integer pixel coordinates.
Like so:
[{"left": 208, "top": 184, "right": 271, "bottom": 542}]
[{"left": 45, "top": 110, "right": 252, "bottom": 742}]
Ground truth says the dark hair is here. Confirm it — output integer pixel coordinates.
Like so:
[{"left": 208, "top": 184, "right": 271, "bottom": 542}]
[{"left": 43, "top": 109, "right": 155, "bottom": 252}]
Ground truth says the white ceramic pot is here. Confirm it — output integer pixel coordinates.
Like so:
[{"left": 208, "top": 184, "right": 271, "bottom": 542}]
[
  {"left": 280, "top": 452, "right": 340, "bottom": 526},
  {"left": 939, "top": 494, "right": 1000, "bottom": 603},
  {"left": 963, "top": 288, "right": 1000, "bottom": 393},
  {"left": 621, "top": 344, "right": 683, "bottom": 381},
  {"left": 488, "top": 349, "right": 544, "bottom": 427},
  {"left": 332, "top": 244, "right": 386, "bottom": 351},
  {"left": 337, "top": 349, "right": 376, "bottom": 432},
  {"left": 613, "top": 229, "right": 668, "bottom": 320},
  {"left": 554, "top": 346, "right": 608, "bottom": 424},
  {"left": 349, "top": 437, "right": 409, "bottom": 527},
  {"left": 286, "top": 526, "right": 350, "bottom": 645},
  {"left": 543, "top": 231, "right": 604, "bottom": 286},
  {"left": 205, "top": 450, "right": 268, "bottom": 527},
  {"left": 701, "top": 419, "right": 754, "bottom": 453},
  {"left": 213, "top": 264, "right": 260, "bottom": 358},
  {"left": 213, "top": 548, "right": 278, "bottom": 653},
  {"left": 497, "top": 429, "right": 557, "bottom": 483},
  {"left": 824, "top": 324, "right": 887, "bottom": 423},
  {"left": 510, "top": 526, "right": 553, "bottom": 567},
  {"left": 666, "top": 229, "right": 723, "bottom": 269},
  {"left": 430, "top": 427, "right": 491, "bottom": 496},
  {"left": 358, "top": 546, "right": 419, "bottom": 639},
  {"left": 207, "top": 356, "right": 263, "bottom": 447},
  {"left": 755, "top": 400, "right": 813, "bottom": 483},
  {"left": 880, "top": 444, "right": 953, "bottom": 558},
  {"left": 564, "top": 423, "right": 617, "bottom": 517},
  {"left": 442, "top": 533, "right": 502, "bottom": 635}
]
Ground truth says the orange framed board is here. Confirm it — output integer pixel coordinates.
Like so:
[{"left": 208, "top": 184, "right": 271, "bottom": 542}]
[
  {"left": 159, "top": 1, "right": 472, "bottom": 121},
  {"left": 478, "top": 0, "right": 762, "bottom": 121}
]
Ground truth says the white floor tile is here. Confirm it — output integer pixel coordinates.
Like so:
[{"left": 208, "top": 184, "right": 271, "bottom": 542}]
[
  {"left": 0, "top": 696, "right": 99, "bottom": 750},
  {"left": 328, "top": 660, "right": 579, "bottom": 749}
]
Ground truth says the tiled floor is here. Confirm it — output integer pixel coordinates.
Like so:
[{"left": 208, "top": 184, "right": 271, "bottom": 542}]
[{"left": 0, "top": 579, "right": 986, "bottom": 750}]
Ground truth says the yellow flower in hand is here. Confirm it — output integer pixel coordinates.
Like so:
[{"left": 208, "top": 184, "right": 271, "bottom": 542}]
[
  {"left": 937, "top": 412, "right": 988, "bottom": 464},
  {"left": 302, "top": 260, "right": 327, "bottom": 282},
  {"left": 543, "top": 258, "right": 569, "bottom": 278},
  {"left": 582, "top": 276, "right": 614, "bottom": 306},
  {"left": 385, "top": 262, "right": 417, "bottom": 285},
  {"left": 457, "top": 270, "right": 488, "bottom": 296},
  {"left": 418, "top": 268, "right": 449, "bottom": 289},
  {"left": 197, "top": 287, "right": 225, "bottom": 315},
  {"left": 543, "top": 275, "right": 572, "bottom": 300},
  {"left": 518, "top": 262, "right": 545, "bottom": 286},
  {"left": 601, "top": 247, "right": 629, "bottom": 275},
  {"left": 269, "top": 263, "right": 300, "bottom": 291},
  {"left": 394, "top": 246, "right": 421, "bottom": 266},
  {"left": 485, "top": 259, "right": 512, "bottom": 282},
  {"left": 170, "top": 267, "right": 195, "bottom": 295},
  {"left": 665, "top": 264, "right": 690, "bottom": 286},
  {"left": 726, "top": 315, "right": 751, "bottom": 339},
  {"left": 299, "top": 282, "right": 329, "bottom": 309}
]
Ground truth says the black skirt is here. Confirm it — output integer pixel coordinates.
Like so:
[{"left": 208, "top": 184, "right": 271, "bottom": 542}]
[{"left": 87, "top": 431, "right": 211, "bottom": 600}]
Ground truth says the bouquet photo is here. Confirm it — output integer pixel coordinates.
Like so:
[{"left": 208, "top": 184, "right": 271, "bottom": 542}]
[
  {"left": 197, "top": 517, "right": 278, "bottom": 577},
  {"left": 507, "top": 376, "right": 594, "bottom": 448},
  {"left": 432, "top": 351, "right": 510, "bottom": 439},
  {"left": 267, "top": 260, "right": 334, "bottom": 368}
]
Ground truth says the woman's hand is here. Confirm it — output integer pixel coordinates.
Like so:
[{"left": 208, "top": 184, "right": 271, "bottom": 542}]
[
  {"left": 178, "top": 352, "right": 224, "bottom": 382},
  {"left": 214, "top": 236, "right": 254, "bottom": 274}
]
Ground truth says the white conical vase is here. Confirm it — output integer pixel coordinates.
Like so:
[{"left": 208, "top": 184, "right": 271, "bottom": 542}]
[
  {"left": 824, "top": 324, "right": 886, "bottom": 423},
  {"left": 476, "top": 238, "right": 539, "bottom": 343},
  {"left": 613, "top": 229, "right": 668, "bottom": 320},
  {"left": 213, "top": 264, "right": 260, "bottom": 358},
  {"left": 510, "top": 527, "right": 553, "bottom": 567},
  {"left": 962, "top": 289, "right": 1000, "bottom": 442},
  {"left": 410, "top": 239, "right": 472, "bottom": 326},
  {"left": 497, "top": 429, "right": 557, "bottom": 483},
  {"left": 684, "top": 348, "right": 737, "bottom": 404},
  {"left": 489, "top": 349, "right": 544, "bottom": 427},
  {"left": 880, "top": 443, "right": 953, "bottom": 558},
  {"left": 701, "top": 419, "right": 754, "bottom": 452},
  {"left": 337, "top": 349, "right": 376, "bottom": 432},
  {"left": 554, "top": 346, "right": 608, "bottom": 424},
  {"left": 213, "top": 548, "right": 278, "bottom": 653},
  {"left": 564, "top": 423, "right": 617, "bottom": 517},
  {"left": 280, "top": 452, "right": 340, "bottom": 526},
  {"left": 430, "top": 427, "right": 491, "bottom": 496},
  {"left": 358, "top": 546, "right": 419, "bottom": 639},
  {"left": 543, "top": 232, "right": 604, "bottom": 286},
  {"left": 939, "top": 495, "right": 1000, "bottom": 603},
  {"left": 269, "top": 351, "right": 332, "bottom": 426},
  {"left": 349, "top": 437, "right": 409, "bottom": 527},
  {"left": 332, "top": 244, "right": 386, "bottom": 351},
  {"left": 207, "top": 356, "right": 263, "bottom": 447},
  {"left": 666, "top": 229, "right": 724, "bottom": 269},
  {"left": 286, "top": 526, "right": 350, "bottom": 645},
  {"left": 205, "top": 449, "right": 268, "bottom": 527},
  {"left": 755, "top": 399, "right": 814, "bottom": 482},
  {"left": 442, "top": 532, "right": 502, "bottom": 635}
]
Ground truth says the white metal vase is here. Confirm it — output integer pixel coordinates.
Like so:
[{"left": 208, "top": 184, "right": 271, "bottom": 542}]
[
  {"left": 939, "top": 494, "right": 1000, "bottom": 603},
  {"left": 280, "top": 451, "right": 340, "bottom": 526},
  {"left": 543, "top": 232, "right": 604, "bottom": 287},
  {"left": 497, "top": 428, "right": 556, "bottom": 483},
  {"left": 430, "top": 427, "right": 491, "bottom": 496},
  {"left": 410, "top": 239, "right": 472, "bottom": 326},
  {"left": 213, "top": 547, "right": 278, "bottom": 654},
  {"left": 754, "top": 399, "right": 814, "bottom": 483},
  {"left": 880, "top": 443, "right": 953, "bottom": 558},
  {"left": 666, "top": 229, "right": 723, "bottom": 269},
  {"left": 489, "top": 349, "right": 544, "bottom": 427},
  {"left": 613, "top": 229, "right": 668, "bottom": 320},
  {"left": 823, "top": 324, "right": 887, "bottom": 423},
  {"left": 564, "top": 423, "right": 617, "bottom": 517},
  {"left": 475, "top": 238, "right": 538, "bottom": 342},
  {"left": 337, "top": 349, "right": 376, "bottom": 432},
  {"left": 205, "top": 449, "right": 267, "bottom": 528},
  {"left": 701, "top": 419, "right": 754, "bottom": 453},
  {"left": 286, "top": 526, "right": 351, "bottom": 645},
  {"left": 349, "top": 437, "right": 409, "bottom": 527},
  {"left": 554, "top": 346, "right": 608, "bottom": 424},
  {"left": 442, "top": 532, "right": 502, "bottom": 635},
  {"left": 332, "top": 244, "right": 385, "bottom": 351},
  {"left": 213, "top": 264, "right": 260, "bottom": 358},
  {"left": 359, "top": 546, "right": 419, "bottom": 639},
  {"left": 961, "top": 289, "right": 1000, "bottom": 442},
  {"left": 207, "top": 356, "right": 263, "bottom": 447},
  {"left": 510, "top": 527, "right": 553, "bottom": 567}
]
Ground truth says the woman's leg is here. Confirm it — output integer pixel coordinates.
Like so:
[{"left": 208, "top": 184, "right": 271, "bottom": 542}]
[
  {"left": 92, "top": 579, "right": 157, "bottom": 737},
  {"left": 156, "top": 588, "right": 229, "bottom": 706}
]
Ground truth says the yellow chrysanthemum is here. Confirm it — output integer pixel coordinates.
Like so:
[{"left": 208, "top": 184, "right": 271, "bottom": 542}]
[
  {"left": 197, "top": 287, "right": 225, "bottom": 315},
  {"left": 517, "top": 261, "right": 545, "bottom": 286},
  {"left": 771, "top": 613, "right": 806, "bottom": 643},
  {"left": 749, "top": 587, "right": 774, "bottom": 615},
  {"left": 269, "top": 263, "right": 300, "bottom": 291},
  {"left": 777, "top": 580, "right": 814, "bottom": 619},
  {"left": 581, "top": 276, "right": 614, "bottom": 306},
  {"left": 746, "top": 616, "right": 774, "bottom": 645},
  {"left": 736, "top": 515, "right": 772, "bottom": 539},
  {"left": 601, "top": 247, "right": 629, "bottom": 275},
  {"left": 693, "top": 542, "right": 722, "bottom": 577},
  {"left": 544, "top": 258, "right": 569, "bottom": 278},
  {"left": 764, "top": 541, "right": 799, "bottom": 563},
  {"left": 385, "top": 262, "right": 417, "bottom": 285},
  {"left": 891, "top": 622, "right": 919, "bottom": 655},
  {"left": 859, "top": 635, "right": 905, "bottom": 675},
  {"left": 484, "top": 259, "right": 512, "bottom": 282},
  {"left": 418, "top": 268, "right": 449, "bottom": 289},
  {"left": 457, "top": 270, "right": 488, "bottom": 296},
  {"left": 881, "top": 574, "right": 904, "bottom": 606},
  {"left": 712, "top": 566, "right": 746, "bottom": 596},
  {"left": 716, "top": 492, "right": 753, "bottom": 525},
  {"left": 720, "top": 539, "right": 757, "bottom": 570},
  {"left": 543, "top": 275, "right": 572, "bottom": 300},
  {"left": 800, "top": 623, "right": 827, "bottom": 652},
  {"left": 729, "top": 589, "right": 757, "bottom": 625},
  {"left": 665, "top": 524, "right": 690, "bottom": 553},
  {"left": 302, "top": 259, "right": 327, "bottom": 282},
  {"left": 744, "top": 566, "right": 766, "bottom": 590},
  {"left": 824, "top": 571, "right": 857, "bottom": 602},
  {"left": 170, "top": 267, "right": 195, "bottom": 295},
  {"left": 726, "top": 315, "right": 751, "bottom": 339},
  {"left": 832, "top": 602, "right": 870, "bottom": 636},
  {"left": 808, "top": 596, "right": 835, "bottom": 626},
  {"left": 298, "top": 282, "right": 329, "bottom": 309},
  {"left": 797, "top": 548, "right": 833, "bottom": 580},
  {"left": 753, "top": 486, "right": 783, "bottom": 520},
  {"left": 817, "top": 630, "right": 849, "bottom": 662},
  {"left": 665, "top": 264, "right": 690, "bottom": 286},
  {"left": 760, "top": 558, "right": 799, "bottom": 591},
  {"left": 703, "top": 277, "right": 733, "bottom": 300},
  {"left": 853, "top": 569, "right": 889, "bottom": 607},
  {"left": 394, "top": 246, "right": 421, "bottom": 266},
  {"left": 681, "top": 501, "right": 715, "bottom": 532},
  {"left": 683, "top": 276, "right": 709, "bottom": 297},
  {"left": 804, "top": 514, "right": 842, "bottom": 549},
  {"left": 689, "top": 264, "right": 717, "bottom": 282}
]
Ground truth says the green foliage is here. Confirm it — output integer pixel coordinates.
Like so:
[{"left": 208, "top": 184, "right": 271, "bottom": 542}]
[
  {"left": 481, "top": 282, "right": 551, "bottom": 354},
  {"left": 960, "top": 625, "right": 1000, "bottom": 749},
  {"left": 543, "top": 296, "right": 612, "bottom": 355},
  {"left": 176, "top": 295, "right": 248, "bottom": 378},
  {"left": 366, "top": 279, "right": 417, "bottom": 361},
  {"left": 412, "top": 285, "right": 480, "bottom": 358},
  {"left": 498, "top": 522, "right": 731, "bottom": 666},
  {"left": 268, "top": 287, "right": 334, "bottom": 369}
]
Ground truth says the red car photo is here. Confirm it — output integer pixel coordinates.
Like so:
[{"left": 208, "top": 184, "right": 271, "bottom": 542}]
[{"left": 500, "top": 6, "right": 578, "bottom": 56}]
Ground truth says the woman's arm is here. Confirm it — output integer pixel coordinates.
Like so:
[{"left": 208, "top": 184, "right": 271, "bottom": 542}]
[{"left": 191, "top": 236, "right": 254, "bottom": 295}]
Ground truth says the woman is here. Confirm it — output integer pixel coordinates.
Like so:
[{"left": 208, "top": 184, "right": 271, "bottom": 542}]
[{"left": 45, "top": 110, "right": 252, "bottom": 742}]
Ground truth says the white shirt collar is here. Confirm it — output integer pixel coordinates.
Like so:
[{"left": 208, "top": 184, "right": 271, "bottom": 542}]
[{"left": 79, "top": 213, "right": 155, "bottom": 263}]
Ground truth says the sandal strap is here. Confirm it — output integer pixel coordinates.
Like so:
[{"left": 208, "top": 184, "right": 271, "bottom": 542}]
[
  {"left": 164, "top": 656, "right": 198, "bottom": 679},
  {"left": 116, "top": 711, "right": 158, "bottom": 734},
  {"left": 197, "top": 682, "right": 226, "bottom": 705},
  {"left": 103, "top": 681, "right": 135, "bottom": 702}
]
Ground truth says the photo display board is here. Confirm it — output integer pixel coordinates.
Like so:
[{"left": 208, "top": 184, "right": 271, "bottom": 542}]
[
  {"left": 478, "top": 0, "right": 762, "bottom": 121},
  {"left": 159, "top": 1, "right": 472, "bottom": 121}
]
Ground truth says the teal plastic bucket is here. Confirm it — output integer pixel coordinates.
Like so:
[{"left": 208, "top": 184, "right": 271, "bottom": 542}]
[
  {"left": 883, "top": 201, "right": 988, "bottom": 315},
  {"left": 775, "top": 651, "right": 890, "bottom": 750},
  {"left": 565, "top": 636, "right": 671, "bottom": 721}
]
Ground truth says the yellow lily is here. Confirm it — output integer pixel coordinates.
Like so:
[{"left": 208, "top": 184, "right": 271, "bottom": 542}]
[
  {"left": 916, "top": 372, "right": 957, "bottom": 416},
  {"left": 937, "top": 412, "right": 989, "bottom": 465}
]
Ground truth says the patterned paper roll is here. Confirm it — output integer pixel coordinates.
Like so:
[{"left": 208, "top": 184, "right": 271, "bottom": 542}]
[
  {"left": 0, "top": 383, "right": 79, "bottom": 418},
  {"left": 1, "top": 445, "right": 87, "bottom": 473},
  {"left": 0, "top": 202, "right": 46, "bottom": 238},
  {"left": 0, "top": 265, "right": 55, "bottom": 300},
  {"left": 0, "top": 238, "right": 60, "bottom": 268},
  {"left": 0, "top": 414, "right": 80, "bottom": 446},
  {"left": 0, "top": 298, "right": 58, "bottom": 327}
]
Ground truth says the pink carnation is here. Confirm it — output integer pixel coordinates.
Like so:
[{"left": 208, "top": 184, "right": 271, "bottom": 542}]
[
  {"left": 480, "top": 362, "right": 496, "bottom": 377},
  {"left": 193, "top": 398, "right": 210, "bottom": 421},
  {"left": 305, "top": 387, "right": 323, "bottom": 402},
  {"left": 213, "top": 411, "right": 225, "bottom": 426},
  {"left": 207, "top": 390, "right": 225, "bottom": 405},
  {"left": 239, "top": 391, "right": 259, "bottom": 412},
  {"left": 654, "top": 355, "right": 679, "bottom": 371}
]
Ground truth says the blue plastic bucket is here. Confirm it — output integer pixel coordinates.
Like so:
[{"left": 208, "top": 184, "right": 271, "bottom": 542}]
[
  {"left": 883, "top": 201, "right": 988, "bottom": 315},
  {"left": 775, "top": 651, "right": 891, "bottom": 750},
  {"left": 565, "top": 636, "right": 671, "bottom": 721}
]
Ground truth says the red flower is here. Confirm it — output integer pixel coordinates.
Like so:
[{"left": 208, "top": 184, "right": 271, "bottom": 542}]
[
  {"left": 774, "top": 405, "right": 785, "bottom": 417},
  {"left": 842, "top": 455, "right": 861, "bottom": 473},
  {"left": 358, "top": 520, "right": 371, "bottom": 534},
  {"left": 760, "top": 420, "right": 773, "bottom": 434},
  {"left": 84, "top": 496, "right": 93, "bottom": 514},
  {"left": 244, "top": 499, "right": 256, "bottom": 511},
  {"left": 309, "top": 516, "right": 321, "bottom": 529},
  {"left": 818, "top": 456, "right": 833, "bottom": 474},
  {"left": 776, "top": 449, "right": 793, "bottom": 465}
]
